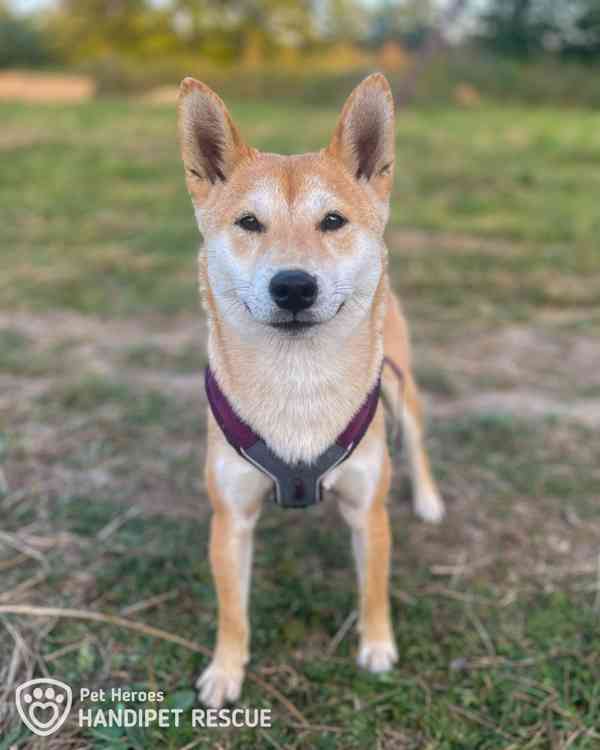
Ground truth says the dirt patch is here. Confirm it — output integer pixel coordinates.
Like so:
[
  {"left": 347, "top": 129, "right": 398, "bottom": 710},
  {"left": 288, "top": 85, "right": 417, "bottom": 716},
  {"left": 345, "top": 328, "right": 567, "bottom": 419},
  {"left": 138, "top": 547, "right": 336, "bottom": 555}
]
[
  {"left": 140, "top": 86, "right": 179, "bottom": 105},
  {"left": 432, "top": 389, "right": 600, "bottom": 427},
  {"left": 0, "top": 70, "right": 95, "bottom": 102},
  {"left": 418, "top": 322, "right": 600, "bottom": 398}
]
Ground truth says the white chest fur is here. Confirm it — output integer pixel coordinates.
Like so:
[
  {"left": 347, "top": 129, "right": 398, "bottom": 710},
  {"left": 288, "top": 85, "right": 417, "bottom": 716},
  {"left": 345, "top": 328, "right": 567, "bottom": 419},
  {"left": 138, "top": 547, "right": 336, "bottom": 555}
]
[{"left": 208, "top": 317, "right": 383, "bottom": 465}]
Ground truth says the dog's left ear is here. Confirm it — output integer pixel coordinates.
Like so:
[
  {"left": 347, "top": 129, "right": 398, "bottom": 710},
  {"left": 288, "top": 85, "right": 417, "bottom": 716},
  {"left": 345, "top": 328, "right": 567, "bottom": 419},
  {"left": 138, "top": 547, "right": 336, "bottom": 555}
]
[
  {"left": 177, "top": 77, "right": 253, "bottom": 205},
  {"left": 326, "top": 73, "right": 395, "bottom": 201}
]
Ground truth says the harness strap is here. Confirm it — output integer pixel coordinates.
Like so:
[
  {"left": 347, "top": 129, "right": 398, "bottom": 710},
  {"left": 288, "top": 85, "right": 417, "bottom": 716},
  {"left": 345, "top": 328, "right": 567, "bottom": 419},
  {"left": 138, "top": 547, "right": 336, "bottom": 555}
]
[{"left": 205, "top": 367, "right": 381, "bottom": 508}]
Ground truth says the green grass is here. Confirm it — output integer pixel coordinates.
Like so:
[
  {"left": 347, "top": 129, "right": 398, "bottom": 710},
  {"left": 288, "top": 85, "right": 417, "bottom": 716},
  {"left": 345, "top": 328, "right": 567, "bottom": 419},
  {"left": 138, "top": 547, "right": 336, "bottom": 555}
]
[
  {"left": 122, "top": 343, "right": 204, "bottom": 373},
  {"left": 1, "top": 99, "right": 599, "bottom": 319},
  {"left": 1, "top": 97, "right": 599, "bottom": 749},
  {"left": 2, "top": 413, "right": 599, "bottom": 748}
]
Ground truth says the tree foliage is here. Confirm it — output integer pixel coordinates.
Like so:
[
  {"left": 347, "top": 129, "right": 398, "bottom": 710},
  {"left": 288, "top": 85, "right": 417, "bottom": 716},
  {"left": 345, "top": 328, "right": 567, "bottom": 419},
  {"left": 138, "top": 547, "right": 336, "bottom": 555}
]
[
  {"left": 479, "top": 0, "right": 600, "bottom": 60},
  {"left": 0, "top": 5, "right": 54, "bottom": 68},
  {"left": 45, "top": 0, "right": 317, "bottom": 66},
  {"left": 3, "top": 0, "right": 600, "bottom": 72}
]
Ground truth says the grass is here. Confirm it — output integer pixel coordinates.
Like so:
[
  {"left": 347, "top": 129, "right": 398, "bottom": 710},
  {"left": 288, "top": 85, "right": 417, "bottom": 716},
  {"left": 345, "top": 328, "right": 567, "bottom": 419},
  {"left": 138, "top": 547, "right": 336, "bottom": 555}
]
[
  {"left": 1, "top": 414, "right": 599, "bottom": 748},
  {"left": 1, "top": 95, "right": 599, "bottom": 749},
  {"left": 1, "top": 99, "right": 599, "bottom": 319},
  {"left": 121, "top": 343, "right": 204, "bottom": 373}
]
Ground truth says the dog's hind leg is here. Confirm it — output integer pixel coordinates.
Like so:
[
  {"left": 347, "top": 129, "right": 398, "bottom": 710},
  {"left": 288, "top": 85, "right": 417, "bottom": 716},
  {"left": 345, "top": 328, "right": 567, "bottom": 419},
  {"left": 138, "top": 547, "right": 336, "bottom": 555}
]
[
  {"left": 382, "top": 291, "right": 445, "bottom": 524},
  {"left": 401, "top": 373, "right": 445, "bottom": 523}
]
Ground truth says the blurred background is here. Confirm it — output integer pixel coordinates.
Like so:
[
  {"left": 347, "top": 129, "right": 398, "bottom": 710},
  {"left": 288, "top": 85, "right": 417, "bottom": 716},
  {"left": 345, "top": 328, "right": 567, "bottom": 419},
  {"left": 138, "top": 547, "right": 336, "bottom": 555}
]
[
  {"left": 2, "top": 0, "right": 600, "bottom": 104},
  {"left": 1, "top": 2, "right": 600, "bottom": 749}
]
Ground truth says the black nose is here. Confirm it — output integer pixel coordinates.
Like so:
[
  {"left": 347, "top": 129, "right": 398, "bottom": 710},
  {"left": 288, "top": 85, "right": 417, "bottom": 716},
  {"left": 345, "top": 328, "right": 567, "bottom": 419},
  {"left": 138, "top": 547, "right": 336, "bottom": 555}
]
[{"left": 269, "top": 270, "right": 318, "bottom": 313}]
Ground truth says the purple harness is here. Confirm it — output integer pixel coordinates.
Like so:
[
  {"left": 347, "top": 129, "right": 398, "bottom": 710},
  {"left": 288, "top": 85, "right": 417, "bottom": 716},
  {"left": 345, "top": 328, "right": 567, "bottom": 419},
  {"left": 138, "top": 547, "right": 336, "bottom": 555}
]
[{"left": 205, "top": 366, "right": 382, "bottom": 509}]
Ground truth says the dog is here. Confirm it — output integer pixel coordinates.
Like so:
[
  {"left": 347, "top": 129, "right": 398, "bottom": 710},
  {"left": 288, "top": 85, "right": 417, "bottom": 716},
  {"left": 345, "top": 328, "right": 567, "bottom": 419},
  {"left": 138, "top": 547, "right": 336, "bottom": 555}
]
[{"left": 176, "top": 73, "right": 445, "bottom": 708}]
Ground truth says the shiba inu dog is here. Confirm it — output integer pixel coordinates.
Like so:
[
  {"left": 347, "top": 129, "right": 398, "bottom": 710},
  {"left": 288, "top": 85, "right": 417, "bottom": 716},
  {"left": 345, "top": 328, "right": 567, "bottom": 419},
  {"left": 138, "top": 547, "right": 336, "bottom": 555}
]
[{"left": 177, "top": 73, "right": 445, "bottom": 708}]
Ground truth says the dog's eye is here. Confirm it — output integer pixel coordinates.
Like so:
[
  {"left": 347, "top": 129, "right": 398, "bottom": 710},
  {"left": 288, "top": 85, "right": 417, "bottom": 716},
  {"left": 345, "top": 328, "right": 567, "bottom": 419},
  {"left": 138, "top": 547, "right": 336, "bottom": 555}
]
[
  {"left": 235, "top": 214, "right": 264, "bottom": 233},
  {"left": 319, "top": 212, "right": 348, "bottom": 232}
]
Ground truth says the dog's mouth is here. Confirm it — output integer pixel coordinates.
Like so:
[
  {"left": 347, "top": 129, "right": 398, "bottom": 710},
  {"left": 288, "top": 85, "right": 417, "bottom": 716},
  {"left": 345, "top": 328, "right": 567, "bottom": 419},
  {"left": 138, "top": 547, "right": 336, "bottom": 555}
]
[
  {"left": 267, "top": 303, "right": 345, "bottom": 334},
  {"left": 270, "top": 319, "right": 318, "bottom": 333}
]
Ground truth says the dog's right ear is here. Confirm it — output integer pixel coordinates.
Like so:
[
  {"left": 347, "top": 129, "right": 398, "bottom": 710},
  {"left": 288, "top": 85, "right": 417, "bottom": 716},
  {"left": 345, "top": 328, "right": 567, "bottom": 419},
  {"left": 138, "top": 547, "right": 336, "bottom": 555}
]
[{"left": 177, "top": 78, "right": 253, "bottom": 204}]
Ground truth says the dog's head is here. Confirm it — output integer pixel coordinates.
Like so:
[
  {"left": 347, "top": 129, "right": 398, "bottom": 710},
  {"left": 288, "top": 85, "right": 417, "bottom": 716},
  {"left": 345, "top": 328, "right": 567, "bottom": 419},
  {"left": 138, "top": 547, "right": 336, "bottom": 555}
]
[{"left": 177, "top": 74, "right": 395, "bottom": 338}]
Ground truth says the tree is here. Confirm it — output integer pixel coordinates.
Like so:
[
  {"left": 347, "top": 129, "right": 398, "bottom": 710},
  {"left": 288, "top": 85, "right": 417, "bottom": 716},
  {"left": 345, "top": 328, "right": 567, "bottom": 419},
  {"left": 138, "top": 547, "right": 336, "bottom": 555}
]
[
  {"left": 392, "top": 0, "right": 471, "bottom": 105},
  {"left": 48, "top": 0, "right": 180, "bottom": 63},
  {"left": 0, "top": 5, "right": 54, "bottom": 68},
  {"left": 560, "top": 0, "right": 600, "bottom": 60},
  {"left": 47, "top": 0, "right": 317, "bottom": 66},
  {"left": 367, "top": 0, "right": 437, "bottom": 50},
  {"left": 478, "top": 0, "right": 557, "bottom": 58},
  {"left": 478, "top": 0, "right": 600, "bottom": 61}
]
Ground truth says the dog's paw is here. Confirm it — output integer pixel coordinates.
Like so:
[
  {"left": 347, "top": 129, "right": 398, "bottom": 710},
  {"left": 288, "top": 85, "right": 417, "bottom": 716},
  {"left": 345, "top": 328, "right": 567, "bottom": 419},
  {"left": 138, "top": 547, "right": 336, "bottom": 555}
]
[
  {"left": 357, "top": 640, "right": 398, "bottom": 673},
  {"left": 414, "top": 487, "right": 445, "bottom": 524},
  {"left": 196, "top": 662, "right": 244, "bottom": 708}
]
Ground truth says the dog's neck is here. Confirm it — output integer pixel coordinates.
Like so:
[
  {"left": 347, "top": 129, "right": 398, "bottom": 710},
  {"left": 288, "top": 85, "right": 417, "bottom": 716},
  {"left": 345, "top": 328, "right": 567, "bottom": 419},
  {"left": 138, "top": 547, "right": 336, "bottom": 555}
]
[{"left": 203, "top": 267, "right": 387, "bottom": 465}]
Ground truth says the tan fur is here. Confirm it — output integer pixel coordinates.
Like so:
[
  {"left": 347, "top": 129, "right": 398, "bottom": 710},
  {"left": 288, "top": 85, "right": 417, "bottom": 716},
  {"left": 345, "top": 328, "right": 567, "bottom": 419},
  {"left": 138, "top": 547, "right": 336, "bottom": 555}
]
[{"left": 177, "top": 74, "right": 444, "bottom": 708}]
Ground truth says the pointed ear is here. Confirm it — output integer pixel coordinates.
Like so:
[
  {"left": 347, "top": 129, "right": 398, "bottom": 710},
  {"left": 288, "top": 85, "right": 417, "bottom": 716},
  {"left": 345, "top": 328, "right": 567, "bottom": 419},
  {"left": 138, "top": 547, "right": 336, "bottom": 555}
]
[
  {"left": 177, "top": 77, "right": 253, "bottom": 204},
  {"left": 326, "top": 73, "right": 395, "bottom": 201}
]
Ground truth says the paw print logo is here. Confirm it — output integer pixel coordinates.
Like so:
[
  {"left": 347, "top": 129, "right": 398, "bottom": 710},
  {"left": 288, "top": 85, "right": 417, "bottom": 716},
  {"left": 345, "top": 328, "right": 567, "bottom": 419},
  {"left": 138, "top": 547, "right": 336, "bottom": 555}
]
[{"left": 15, "top": 678, "right": 72, "bottom": 737}]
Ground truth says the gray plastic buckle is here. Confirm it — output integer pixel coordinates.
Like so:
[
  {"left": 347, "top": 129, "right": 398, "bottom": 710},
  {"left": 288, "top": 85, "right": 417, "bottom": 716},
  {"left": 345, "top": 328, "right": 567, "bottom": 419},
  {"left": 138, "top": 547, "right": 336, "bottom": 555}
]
[{"left": 241, "top": 441, "right": 350, "bottom": 508}]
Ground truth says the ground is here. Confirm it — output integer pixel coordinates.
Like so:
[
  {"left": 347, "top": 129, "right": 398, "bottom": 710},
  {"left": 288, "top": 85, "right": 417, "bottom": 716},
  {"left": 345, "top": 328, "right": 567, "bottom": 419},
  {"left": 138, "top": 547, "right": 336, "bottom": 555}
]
[{"left": 0, "top": 98, "right": 599, "bottom": 749}]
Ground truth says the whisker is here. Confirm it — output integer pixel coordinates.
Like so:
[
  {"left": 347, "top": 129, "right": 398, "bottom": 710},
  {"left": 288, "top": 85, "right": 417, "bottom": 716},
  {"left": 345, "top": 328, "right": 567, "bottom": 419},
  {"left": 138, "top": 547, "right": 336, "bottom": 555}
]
[{"left": 221, "top": 284, "right": 251, "bottom": 298}]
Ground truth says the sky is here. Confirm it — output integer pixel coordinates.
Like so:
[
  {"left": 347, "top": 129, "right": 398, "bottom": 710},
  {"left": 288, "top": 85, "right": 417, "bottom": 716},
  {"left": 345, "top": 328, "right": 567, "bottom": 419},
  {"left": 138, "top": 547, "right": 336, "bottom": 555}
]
[{"left": 10, "top": 0, "right": 54, "bottom": 11}]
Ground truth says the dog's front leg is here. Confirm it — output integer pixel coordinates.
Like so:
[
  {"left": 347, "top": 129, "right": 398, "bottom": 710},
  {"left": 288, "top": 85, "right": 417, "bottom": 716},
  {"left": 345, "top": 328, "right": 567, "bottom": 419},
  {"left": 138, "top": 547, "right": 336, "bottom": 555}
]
[
  {"left": 197, "top": 430, "right": 270, "bottom": 708},
  {"left": 334, "top": 428, "right": 398, "bottom": 673}
]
